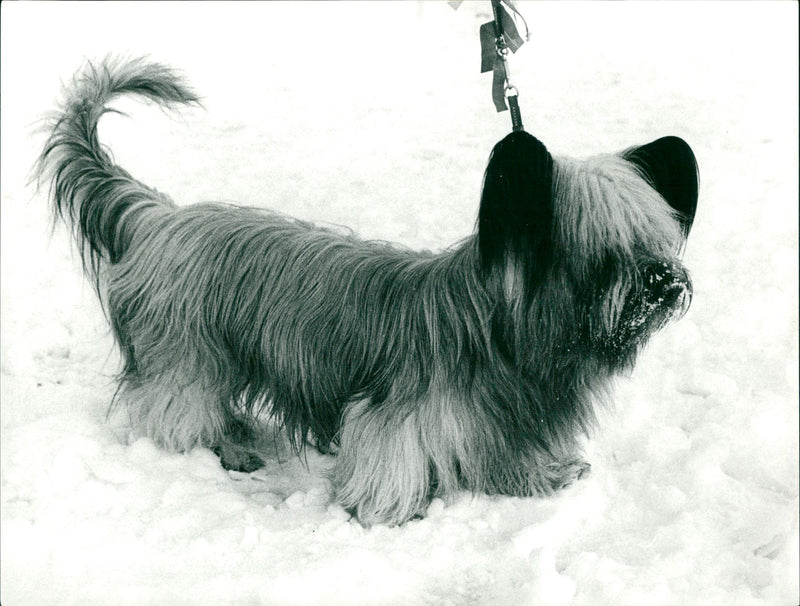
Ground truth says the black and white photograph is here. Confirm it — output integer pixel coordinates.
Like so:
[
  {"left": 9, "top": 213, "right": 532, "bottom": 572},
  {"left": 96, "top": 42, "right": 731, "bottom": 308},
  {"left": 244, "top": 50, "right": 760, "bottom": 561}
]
[{"left": 1, "top": 2, "right": 797, "bottom": 604}]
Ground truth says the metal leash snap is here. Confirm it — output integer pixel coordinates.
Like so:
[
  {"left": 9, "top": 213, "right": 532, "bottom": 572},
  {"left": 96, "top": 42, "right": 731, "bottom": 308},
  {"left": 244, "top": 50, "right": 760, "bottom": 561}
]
[{"left": 480, "top": 0, "right": 529, "bottom": 132}]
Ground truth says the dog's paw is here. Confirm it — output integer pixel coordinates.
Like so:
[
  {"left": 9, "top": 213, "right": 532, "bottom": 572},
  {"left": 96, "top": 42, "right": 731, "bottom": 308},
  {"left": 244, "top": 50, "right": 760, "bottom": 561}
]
[
  {"left": 547, "top": 458, "right": 591, "bottom": 491},
  {"left": 212, "top": 442, "right": 265, "bottom": 473}
]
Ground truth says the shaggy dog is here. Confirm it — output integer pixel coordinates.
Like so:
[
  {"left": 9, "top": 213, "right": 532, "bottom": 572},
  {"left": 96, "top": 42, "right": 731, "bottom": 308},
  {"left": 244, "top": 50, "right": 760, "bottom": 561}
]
[{"left": 38, "top": 58, "right": 698, "bottom": 525}]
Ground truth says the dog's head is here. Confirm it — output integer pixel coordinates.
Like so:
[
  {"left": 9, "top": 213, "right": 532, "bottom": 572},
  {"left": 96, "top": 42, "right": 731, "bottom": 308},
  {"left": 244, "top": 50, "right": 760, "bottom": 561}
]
[{"left": 478, "top": 132, "right": 698, "bottom": 369}]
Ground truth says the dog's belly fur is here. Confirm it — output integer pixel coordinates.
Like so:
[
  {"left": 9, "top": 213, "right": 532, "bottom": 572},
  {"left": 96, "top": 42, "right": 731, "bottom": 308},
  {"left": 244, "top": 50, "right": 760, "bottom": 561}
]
[{"left": 38, "top": 58, "right": 698, "bottom": 525}]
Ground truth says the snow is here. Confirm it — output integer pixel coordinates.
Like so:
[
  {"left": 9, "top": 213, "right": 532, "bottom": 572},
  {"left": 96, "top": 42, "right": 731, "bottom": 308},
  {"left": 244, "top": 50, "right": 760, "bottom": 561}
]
[{"left": 1, "top": 2, "right": 797, "bottom": 605}]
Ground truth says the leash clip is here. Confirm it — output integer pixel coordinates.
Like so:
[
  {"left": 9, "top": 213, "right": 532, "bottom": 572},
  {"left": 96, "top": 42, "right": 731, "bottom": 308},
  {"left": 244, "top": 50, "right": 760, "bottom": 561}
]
[{"left": 480, "top": 0, "right": 528, "bottom": 131}]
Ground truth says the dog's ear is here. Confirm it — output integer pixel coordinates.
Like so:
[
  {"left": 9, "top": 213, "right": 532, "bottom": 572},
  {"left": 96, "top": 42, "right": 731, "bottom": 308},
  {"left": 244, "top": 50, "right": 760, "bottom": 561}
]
[
  {"left": 623, "top": 136, "right": 699, "bottom": 236},
  {"left": 478, "top": 132, "right": 554, "bottom": 284}
]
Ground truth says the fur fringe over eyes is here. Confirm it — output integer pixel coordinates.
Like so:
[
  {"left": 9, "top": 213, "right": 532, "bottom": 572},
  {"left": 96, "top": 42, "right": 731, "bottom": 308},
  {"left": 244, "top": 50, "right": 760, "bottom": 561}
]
[{"left": 37, "top": 57, "right": 698, "bottom": 526}]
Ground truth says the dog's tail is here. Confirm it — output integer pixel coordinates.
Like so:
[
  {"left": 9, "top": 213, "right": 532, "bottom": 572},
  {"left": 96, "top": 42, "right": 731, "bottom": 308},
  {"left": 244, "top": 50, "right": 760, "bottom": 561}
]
[{"left": 36, "top": 57, "right": 200, "bottom": 286}]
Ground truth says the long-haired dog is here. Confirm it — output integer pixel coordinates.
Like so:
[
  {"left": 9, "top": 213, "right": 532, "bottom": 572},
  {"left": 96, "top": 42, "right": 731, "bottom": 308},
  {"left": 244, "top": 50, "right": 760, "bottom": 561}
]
[{"left": 37, "top": 58, "right": 698, "bottom": 526}]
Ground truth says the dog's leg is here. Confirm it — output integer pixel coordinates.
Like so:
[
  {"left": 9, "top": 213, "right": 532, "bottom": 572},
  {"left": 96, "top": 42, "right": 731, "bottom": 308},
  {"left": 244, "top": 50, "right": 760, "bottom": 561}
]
[
  {"left": 334, "top": 389, "right": 527, "bottom": 525},
  {"left": 333, "top": 398, "right": 433, "bottom": 526},
  {"left": 120, "top": 377, "right": 263, "bottom": 471}
]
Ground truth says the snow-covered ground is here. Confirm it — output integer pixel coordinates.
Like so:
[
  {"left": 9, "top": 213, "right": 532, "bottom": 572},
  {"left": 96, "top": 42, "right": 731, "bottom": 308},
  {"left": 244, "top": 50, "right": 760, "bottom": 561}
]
[{"left": 1, "top": 2, "right": 797, "bottom": 605}]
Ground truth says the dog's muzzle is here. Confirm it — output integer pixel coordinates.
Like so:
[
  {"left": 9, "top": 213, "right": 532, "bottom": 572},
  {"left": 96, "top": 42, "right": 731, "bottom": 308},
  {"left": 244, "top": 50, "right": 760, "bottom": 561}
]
[
  {"left": 595, "top": 259, "right": 692, "bottom": 365},
  {"left": 622, "top": 261, "right": 693, "bottom": 340},
  {"left": 643, "top": 260, "right": 693, "bottom": 322}
]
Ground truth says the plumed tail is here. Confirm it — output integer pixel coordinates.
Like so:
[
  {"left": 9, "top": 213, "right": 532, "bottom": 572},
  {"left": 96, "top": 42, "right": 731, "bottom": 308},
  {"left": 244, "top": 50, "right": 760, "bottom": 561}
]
[{"left": 36, "top": 57, "right": 201, "bottom": 285}]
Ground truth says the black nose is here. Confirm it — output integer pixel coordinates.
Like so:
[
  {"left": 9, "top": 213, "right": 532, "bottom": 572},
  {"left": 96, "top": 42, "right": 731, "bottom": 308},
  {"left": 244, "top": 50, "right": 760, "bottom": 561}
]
[
  {"left": 650, "top": 261, "right": 693, "bottom": 320},
  {"left": 623, "top": 136, "right": 699, "bottom": 237}
]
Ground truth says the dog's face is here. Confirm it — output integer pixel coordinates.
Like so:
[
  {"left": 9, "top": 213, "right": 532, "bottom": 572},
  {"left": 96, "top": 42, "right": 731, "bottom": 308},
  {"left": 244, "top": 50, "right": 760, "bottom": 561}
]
[{"left": 478, "top": 133, "right": 698, "bottom": 371}]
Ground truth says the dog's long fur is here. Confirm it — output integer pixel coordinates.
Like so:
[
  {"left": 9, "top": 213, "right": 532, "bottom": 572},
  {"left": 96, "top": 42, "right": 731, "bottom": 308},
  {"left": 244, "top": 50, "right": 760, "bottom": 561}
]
[{"left": 38, "top": 58, "right": 698, "bottom": 525}]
